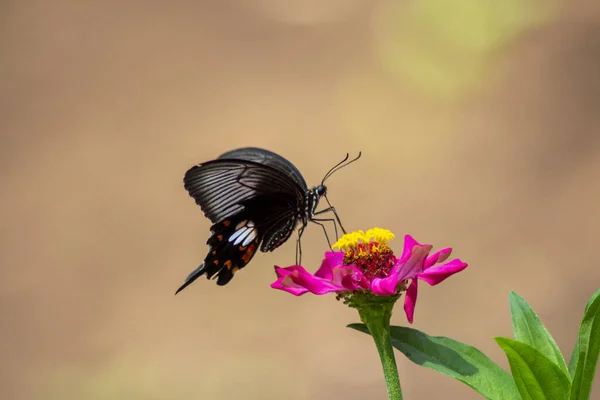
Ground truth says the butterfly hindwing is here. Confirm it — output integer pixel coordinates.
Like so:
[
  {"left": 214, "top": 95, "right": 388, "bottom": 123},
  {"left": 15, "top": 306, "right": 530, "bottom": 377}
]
[
  {"left": 175, "top": 214, "right": 261, "bottom": 293},
  {"left": 205, "top": 216, "right": 261, "bottom": 285}
]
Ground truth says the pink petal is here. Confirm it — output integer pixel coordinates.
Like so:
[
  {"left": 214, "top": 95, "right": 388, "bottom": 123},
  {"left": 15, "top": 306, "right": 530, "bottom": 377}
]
[
  {"left": 372, "top": 238, "right": 433, "bottom": 295},
  {"left": 272, "top": 265, "right": 344, "bottom": 295},
  {"left": 314, "top": 252, "right": 344, "bottom": 279},
  {"left": 336, "top": 266, "right": 370, "bottom": 291},
  {"left": 271, "top": 266, "right": 309, "bottom": 296},
  {"left": 404, "top": 279, "right": 419, "bottom": 324},
  {"left": 371, "top": 273, "right": 401, "bottom": 296},
  {"left": 398, "top": 235, "right": 419, "bottom": 263},
  {"left": 417, "top": 259, "right": 468, "bottom": 285},
  {"left": 394, "top": 243, "right": 433, "bottom": 281},
  {"left": 425, "top": 248, "right": 452, "bottom": 269}
]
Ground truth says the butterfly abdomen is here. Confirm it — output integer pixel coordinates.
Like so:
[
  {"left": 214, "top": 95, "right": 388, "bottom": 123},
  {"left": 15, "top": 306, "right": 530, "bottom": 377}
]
[{"left": 175, "top": 215, "right": 261, "bottom": 293}]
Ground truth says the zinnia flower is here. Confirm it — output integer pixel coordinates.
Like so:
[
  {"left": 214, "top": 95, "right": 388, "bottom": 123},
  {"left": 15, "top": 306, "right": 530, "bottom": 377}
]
[{"left": 271, "top": 228, "right": 467, "bottom": 323}]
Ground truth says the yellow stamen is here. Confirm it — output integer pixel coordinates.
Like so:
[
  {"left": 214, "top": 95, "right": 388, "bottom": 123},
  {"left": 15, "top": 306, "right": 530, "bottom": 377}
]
[{"left": 332, "top": 227, "right": 395, "bottom": 256}]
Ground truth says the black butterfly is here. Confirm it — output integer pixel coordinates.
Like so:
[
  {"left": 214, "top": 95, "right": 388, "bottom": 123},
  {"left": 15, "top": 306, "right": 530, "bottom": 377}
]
[{"left": 175, "top": 147, "right": 361, "bottom": 293}]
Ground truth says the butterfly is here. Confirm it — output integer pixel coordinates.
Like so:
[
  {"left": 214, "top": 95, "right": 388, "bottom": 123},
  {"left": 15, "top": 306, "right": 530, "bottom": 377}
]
[{"left": 175, "top": 147, "right": 361, "bottom": 293}]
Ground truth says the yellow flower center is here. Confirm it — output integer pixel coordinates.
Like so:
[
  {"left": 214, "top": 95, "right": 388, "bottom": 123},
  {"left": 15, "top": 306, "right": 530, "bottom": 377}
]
[
  {"left": 333, "top": 228, "right": 396, "bottom": 280},
  {"left": 333, "top": 228, "right": 394, "bottom": 255}
]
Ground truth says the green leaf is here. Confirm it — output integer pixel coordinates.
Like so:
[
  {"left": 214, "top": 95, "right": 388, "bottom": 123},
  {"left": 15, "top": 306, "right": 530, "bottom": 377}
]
[
  {"left": 348, "top": 323, "right": 520, "bottom": 400},
  {"left": 569, "top": 341, "right": 580, "bottom": 379},
  {"left": 569, "top": 288, "right": 600, "bottom": 400},
  {"left": 495, "top": 337, "right": 571, "bottom": 400},
  {"left": 568, "top": 291, "right": 599, "bottom": 378},
  {"left": 569, "top": 290, "right": 600, "bottom": 378},
  {"left": 509, "top": 291, "right": 569, "bottom": 375}
]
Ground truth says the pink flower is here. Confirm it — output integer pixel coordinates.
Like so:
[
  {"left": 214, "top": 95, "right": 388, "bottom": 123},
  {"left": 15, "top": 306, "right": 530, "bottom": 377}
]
[{"left": 271, "top": 228, "right": 468, "bottom": 323}]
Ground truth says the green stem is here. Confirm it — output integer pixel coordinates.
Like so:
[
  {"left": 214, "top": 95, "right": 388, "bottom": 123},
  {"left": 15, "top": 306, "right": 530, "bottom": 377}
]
[{"left": 358, "top": 302, "right": 403, "bottom": 400}]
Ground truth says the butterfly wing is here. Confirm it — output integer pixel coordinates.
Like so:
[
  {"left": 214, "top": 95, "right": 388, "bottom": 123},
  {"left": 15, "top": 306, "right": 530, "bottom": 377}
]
[
  {"left": 238, "top": 192, "right": 300, "bottom": 253},
  {"left": 175, "top": 190, "right": 301, "bottom": 292},
  {"left": 175, "top": 213, "right": 261, "bottom": 291},
  {"left": 184, "top": 158, "right": 305, "bottom": 224},
  {"left": 218, "top": 147, "right": 308, "bottom": 191},
  {"left": 216, "top": 148, "right": 308, "bottom": 251}
]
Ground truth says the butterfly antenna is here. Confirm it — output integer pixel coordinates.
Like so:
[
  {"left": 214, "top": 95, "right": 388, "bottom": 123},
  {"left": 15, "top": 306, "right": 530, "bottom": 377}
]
[
  {"left": 321, "top": 153, "right": 349, "bottom": 185},
  {"left": 321, "top": 151, "right": 362, "bottom": 185}
]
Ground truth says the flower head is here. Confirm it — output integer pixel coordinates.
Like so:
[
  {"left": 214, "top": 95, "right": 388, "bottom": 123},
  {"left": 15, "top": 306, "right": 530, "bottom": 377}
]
[{"left": 271, "top": 228, "right": 468, "bottom": 323}]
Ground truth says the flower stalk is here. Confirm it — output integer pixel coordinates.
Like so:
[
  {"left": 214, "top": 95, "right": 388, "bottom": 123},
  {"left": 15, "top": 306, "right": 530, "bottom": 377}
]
[{"left": 355, "top": 295, "right": 403, "bottom": 400}]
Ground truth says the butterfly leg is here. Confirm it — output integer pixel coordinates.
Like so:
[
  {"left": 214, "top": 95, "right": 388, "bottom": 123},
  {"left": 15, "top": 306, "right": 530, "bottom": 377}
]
[
  {"left": 310, "top": 218, "right": 335, "bottom": 249},
  {"left": 313, "top": 206, "right": 346, "bottom": 235},
  {"left": 314, "top": 213, "right": 339, "bottom": 240},
  {"left": 321, "top": 196, "right": 347, "bottom": 234},
  {"left": 296, "top": 224, "right": 306, "bottom": 265}
]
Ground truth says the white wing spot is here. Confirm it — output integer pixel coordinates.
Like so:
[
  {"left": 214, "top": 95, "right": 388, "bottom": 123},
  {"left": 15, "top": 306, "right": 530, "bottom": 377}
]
[
  {"left": 233, "top": 227, "right": 252, "bottom": 245},
  {"left": 235, "top": 220, "right": 249, "bottom": 230},
  {"left": 242, "top": 230, "right": 257, "bottom": 246},
  {"left": 229, "top": 227, "right": 245, "bottom": 243},
  {"left": 230, "top": 220, "right": 257, "bottom": 246}
]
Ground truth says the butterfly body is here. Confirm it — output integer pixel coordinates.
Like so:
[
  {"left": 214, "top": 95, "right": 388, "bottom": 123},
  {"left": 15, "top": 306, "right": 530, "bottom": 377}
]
[{"left": 176, "top": 148, "right": 329, "bottom": 293}]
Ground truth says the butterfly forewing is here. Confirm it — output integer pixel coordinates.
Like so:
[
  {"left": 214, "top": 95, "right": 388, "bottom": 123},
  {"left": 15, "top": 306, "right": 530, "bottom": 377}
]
[
  {"left": 218, "top": 147, "right": 308, "bottom": 191},
  {"left": 184, "top": 159, "right": 304, "bottom": 223}
]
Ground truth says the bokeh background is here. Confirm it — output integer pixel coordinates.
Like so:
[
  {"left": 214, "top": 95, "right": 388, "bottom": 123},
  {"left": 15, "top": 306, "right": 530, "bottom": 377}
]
[{"left": 2, "top": 1, "right": 600, "bottom": 399}]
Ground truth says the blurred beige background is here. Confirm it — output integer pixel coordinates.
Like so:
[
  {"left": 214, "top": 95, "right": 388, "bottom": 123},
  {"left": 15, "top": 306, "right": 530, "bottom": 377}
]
[{"left": 2, "top": 1, "right": 600, "bottom": 399}]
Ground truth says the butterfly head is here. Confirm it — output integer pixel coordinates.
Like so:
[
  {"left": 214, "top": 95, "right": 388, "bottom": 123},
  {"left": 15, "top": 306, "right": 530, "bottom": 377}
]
[{"left": 315, "top": 184, "right": 327, "bottom": 197}]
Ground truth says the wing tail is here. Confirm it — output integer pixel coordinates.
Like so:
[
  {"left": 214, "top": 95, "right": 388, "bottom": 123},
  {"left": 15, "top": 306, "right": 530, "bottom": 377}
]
[{"left": 175, "top": 264, "right": 206, "bottom": 295}]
